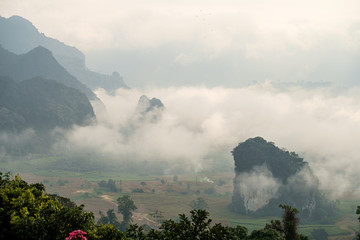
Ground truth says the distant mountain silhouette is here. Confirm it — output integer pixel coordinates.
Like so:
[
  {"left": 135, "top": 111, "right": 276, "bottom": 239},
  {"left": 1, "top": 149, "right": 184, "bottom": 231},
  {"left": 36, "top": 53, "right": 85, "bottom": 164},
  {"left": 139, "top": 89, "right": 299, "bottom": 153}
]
[
  {"left": 0, "top": 76, "right": 95, "bottom": 132},
  {"left": 135, "top": 95, "right": 165, "bottom": 123},
  {"left": 0, "top": 15, "right": 128, "bottom": 92},
  {"left": 0, "top": 45, "right": 97, "bottom": 100},
  {"left": 120, "top": 95, "right": 164, "bottom": 138},
  {"left": 136, "top": 95, "right": 164, "bottom": 114}
]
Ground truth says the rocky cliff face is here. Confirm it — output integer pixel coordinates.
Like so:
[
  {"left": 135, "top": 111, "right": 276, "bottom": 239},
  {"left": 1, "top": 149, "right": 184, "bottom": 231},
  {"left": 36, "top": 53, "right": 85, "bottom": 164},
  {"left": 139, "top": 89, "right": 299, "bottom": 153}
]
[{"left": 231, "top": 137, "right": 338, "bottom": 223}]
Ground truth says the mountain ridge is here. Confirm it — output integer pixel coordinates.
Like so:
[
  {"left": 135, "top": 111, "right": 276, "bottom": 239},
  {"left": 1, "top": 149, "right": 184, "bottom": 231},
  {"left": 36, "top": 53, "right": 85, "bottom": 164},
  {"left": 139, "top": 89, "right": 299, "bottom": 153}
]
[
  {"left": 0, "top": 15, "right": 128, "bottom": 91},
  {"left": 0, "top": 44, "right": 97, "bottom": 100}
]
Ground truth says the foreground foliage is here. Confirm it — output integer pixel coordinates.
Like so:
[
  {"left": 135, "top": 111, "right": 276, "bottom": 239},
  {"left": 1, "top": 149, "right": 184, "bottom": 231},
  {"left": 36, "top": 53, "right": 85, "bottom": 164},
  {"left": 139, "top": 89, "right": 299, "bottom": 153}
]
[
  {"left": 357, "top": 206, "right": 360, "bottom": 240},
  {"left": 127, "top": 207, "right": 311, "bottom": 240},
  {"left": 0, "top": 172, "right": 126, "bottom": 240},
  {"left": 0, "top": 172, "right": 94, "bottom": 240}
]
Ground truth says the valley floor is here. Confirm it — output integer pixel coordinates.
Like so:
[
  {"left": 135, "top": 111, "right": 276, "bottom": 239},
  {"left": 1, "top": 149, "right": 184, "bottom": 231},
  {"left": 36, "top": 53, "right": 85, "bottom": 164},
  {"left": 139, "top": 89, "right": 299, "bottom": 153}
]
[{"left": 16, "top": 170, "right": 359, "bottom": 239}]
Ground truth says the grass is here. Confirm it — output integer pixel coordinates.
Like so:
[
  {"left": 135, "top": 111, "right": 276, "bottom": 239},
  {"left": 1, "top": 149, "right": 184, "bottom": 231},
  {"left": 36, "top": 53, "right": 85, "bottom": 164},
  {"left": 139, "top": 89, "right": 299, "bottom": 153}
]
[
  {"left": 71, "top": 192, "right": 93, "bottom": 201},
  {"left": 298, "top": 225, "right": 350, "bottom": 236},
  {"left": 78, "top": 171, "right": 156, "bottom": 182},
  {"left": 349, "top": 225, "right": 359, "bottom": 233},
  {"left": 12, "top": 168, "right": 157, "bottom": 182},
  {"left": 1, "top": 156, "right": 61, "bottom": 172},
  {"left": 228, "top": 218, "right": 275, "bottom": 232},
  {"left": 338, "top": 199, "right": 359, "bottom": 216}
]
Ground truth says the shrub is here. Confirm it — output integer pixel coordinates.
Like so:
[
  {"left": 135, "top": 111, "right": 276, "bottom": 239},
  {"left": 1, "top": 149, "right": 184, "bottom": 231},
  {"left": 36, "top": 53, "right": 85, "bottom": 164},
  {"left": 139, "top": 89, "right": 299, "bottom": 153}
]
[{"left": 132, "top": 188, "right": 144, "bottom": 193}]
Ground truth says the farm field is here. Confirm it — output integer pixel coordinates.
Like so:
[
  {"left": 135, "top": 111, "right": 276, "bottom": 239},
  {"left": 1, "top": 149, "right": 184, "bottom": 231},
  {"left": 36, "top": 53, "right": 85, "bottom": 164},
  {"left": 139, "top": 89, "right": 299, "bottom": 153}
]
[{"left": 11, "top": 166, "right": 358, "bottom": 239}]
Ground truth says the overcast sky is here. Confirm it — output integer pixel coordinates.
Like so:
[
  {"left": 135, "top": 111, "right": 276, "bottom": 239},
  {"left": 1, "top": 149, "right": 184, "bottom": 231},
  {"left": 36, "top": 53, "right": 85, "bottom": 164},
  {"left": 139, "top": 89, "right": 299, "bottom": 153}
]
[{"left": 1, "top": 0, "right": 359, "bottom": 87}]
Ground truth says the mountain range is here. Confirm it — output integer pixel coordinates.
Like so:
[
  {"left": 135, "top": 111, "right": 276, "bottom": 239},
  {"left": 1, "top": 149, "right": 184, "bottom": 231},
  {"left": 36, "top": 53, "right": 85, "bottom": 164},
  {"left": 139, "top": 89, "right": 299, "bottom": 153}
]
[
  {"left": 0, "top": 15, "right": 128, "bottom": 92},
  {"left": 0, "top": 45, "right": 97, "bottom": 100},
  {"left": 0, "top": 15, "right": 100, "bottom": 142}
]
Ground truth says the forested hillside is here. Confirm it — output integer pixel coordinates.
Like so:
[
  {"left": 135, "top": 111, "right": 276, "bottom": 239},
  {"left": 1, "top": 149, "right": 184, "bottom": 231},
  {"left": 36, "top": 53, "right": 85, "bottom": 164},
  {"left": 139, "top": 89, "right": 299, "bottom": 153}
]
[{"left": 0, "top": 76, "right": 94, "bottom": 132}]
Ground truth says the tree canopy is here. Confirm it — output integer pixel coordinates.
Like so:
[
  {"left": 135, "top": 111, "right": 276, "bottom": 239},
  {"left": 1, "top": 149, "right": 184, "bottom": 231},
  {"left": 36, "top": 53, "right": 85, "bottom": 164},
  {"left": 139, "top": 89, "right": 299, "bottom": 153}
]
[
  {"left": 117, "top": 195, "right": 137, "bottom": 230},
  {"left": 0, "top": 172, "right": 94, "bottom": 240},
  {"left": 189, "top": 197, "right": 209, "bottom": 210}
]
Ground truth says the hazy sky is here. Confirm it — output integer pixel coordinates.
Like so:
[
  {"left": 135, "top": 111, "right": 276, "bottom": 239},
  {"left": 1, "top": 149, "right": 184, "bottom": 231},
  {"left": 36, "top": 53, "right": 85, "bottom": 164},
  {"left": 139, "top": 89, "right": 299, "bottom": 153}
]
[{"left": 1, "top": 0, "right": 359, "bottom": 87}]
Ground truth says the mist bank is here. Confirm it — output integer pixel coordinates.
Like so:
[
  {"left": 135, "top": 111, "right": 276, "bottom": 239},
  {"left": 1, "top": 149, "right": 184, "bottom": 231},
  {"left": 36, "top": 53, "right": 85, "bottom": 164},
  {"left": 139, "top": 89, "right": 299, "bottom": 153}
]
[
  {"left": 53, "top": 82, "right": 359, "bottom": 198},
  {"left": 1, "top": 82, "right": 360, "bottom": 199}
]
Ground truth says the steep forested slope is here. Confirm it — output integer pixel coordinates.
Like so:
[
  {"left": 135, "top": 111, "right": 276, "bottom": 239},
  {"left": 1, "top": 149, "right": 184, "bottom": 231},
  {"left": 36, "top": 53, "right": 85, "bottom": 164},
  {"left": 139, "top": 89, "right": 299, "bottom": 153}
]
[{"left": 0, "top": 76, "right": 95, "bottom": 132}]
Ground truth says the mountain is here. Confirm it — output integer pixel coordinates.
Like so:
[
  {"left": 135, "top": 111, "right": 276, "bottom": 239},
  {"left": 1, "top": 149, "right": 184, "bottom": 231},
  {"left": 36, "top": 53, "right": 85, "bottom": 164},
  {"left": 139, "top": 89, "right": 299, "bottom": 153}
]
[
  {"left": 0, "top": 45, "right": 97, "bottom": 100},
  {"left": 135, "top": 95, "right": 164, "bottom": 123},
  {"left": 0, "top": 76, "right": 95, "bottom": 132},
  {"left": 0, "top": 15, "right": 84, "bottom": 60},
  {"left": 232, "top": 137, "right": 306, "bottom": 183},
  {"left": 136, "top": 95, "right": 164, "bottom": 114},
  {"left": 231, "top": 137, "right": 339, "bottom": 223},
  {"left": 0, "top": 15, "right": 128, "bottom": 91},
  {"left": 120, "top": 95, "right": 165, "bottom": 139}
]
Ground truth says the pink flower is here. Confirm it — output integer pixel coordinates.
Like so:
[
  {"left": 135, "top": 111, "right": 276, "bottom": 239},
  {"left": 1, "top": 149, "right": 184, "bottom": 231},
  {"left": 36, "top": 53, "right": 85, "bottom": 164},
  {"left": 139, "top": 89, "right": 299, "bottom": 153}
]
[{"left": 66, "top": 230, "right": 87, "bottom": 240}]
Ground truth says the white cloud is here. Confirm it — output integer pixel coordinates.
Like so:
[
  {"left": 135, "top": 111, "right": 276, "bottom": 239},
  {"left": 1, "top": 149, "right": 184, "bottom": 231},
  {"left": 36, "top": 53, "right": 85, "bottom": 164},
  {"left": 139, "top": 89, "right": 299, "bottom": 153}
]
[{"left": 47, "top": 83, "right": 360, "bottom": 199}]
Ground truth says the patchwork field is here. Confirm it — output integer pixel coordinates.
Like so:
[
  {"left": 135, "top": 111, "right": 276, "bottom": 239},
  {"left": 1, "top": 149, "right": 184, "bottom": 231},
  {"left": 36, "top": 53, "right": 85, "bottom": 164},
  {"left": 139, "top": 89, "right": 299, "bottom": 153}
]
[
  {"left": 14, "top": 168, "right": 359, "bottom": 239},
  {"left": 0, "top": 155, "right": 358, "bottom": 239}
]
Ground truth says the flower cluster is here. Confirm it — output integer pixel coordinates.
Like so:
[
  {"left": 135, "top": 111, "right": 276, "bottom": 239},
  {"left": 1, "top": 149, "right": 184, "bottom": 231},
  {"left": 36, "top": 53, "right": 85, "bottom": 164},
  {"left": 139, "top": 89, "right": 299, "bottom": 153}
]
[{"left": 65, "top": 230, "right": 87, "bottom": 240}]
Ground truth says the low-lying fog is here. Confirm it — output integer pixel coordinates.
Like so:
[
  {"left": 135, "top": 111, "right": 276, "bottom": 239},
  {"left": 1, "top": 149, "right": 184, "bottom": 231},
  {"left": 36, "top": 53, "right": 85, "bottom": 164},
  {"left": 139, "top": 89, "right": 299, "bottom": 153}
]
[
  {"left": 1, "top": 81, "right": 359, "bottom": 200},
  {"left": 50, "top": 82, "right": 360, "bottom": 199}
]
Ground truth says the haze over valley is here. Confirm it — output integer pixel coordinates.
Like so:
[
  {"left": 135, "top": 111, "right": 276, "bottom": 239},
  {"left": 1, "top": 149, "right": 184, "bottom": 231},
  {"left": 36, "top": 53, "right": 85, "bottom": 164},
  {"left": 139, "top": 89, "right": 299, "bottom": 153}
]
[{"left": 0, "top": 1, "right": 360, "bottom": 239}]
